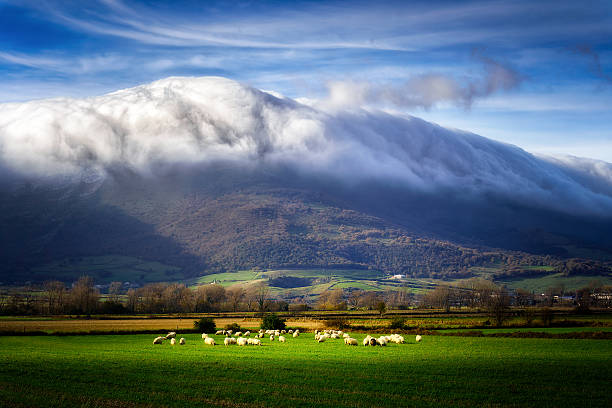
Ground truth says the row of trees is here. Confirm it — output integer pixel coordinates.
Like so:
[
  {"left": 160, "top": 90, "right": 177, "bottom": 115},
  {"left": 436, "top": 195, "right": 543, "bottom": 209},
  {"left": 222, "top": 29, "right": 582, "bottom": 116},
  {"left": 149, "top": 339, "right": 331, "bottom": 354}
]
[{"left": 1, "top": 275, "right": 610, "bottom": 316}]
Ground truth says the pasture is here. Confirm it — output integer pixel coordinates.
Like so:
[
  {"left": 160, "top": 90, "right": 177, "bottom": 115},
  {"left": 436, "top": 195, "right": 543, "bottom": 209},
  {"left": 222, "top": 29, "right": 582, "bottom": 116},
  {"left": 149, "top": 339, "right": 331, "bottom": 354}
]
[{"left": 0, "top": 333, "right": 610, "bottom": 407}]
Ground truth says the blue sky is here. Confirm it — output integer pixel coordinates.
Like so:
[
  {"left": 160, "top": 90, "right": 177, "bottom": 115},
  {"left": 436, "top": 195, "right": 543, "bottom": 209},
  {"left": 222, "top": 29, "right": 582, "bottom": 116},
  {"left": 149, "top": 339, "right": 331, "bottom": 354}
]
[{"left": 1, "top": 0, "right": 611, "bottom": 161}]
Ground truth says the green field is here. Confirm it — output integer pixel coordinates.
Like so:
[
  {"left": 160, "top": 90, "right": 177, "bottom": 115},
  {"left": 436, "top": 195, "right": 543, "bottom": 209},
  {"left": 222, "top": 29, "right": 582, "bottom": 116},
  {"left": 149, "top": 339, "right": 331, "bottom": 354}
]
[
  {"left": 0, "top": 333, "right": 610, "bottom": 407},
  {"left": 29, "top": 255, "right": 183, "bottom": 284},
  {"left": 190, "top": 268, "right": 434, "bottom": 299},
  {"left": 441, "top": 327, "right": 612, "bottom": 334},
  {"left": 499, "top": 273, "right": 612, "bottom": 292}
]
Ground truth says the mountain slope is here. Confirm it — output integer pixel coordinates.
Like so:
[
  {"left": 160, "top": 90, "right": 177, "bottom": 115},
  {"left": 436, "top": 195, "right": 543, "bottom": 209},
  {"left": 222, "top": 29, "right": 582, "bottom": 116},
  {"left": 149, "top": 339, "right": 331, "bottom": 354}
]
[{"left": 0, "top": 77, "right": 611, "bottom": 283}]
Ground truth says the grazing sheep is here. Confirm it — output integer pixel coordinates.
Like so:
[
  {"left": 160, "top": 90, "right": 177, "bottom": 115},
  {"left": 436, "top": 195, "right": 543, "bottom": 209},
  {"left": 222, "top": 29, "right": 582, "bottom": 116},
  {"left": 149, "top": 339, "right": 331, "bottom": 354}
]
[
  {"left": 293, "top": 331, "right": 299, "bottom": 338},
  {"left": 244, "top": 331, "right": 250, "bottom": 337},
  {"left": 288, "top": 329, "right": 293, "bottom": 334},
  {"left": 202, "top": 333, "right": 208, "bottom": 339},
  {"left": 416, "top": 335, "right": 422, "bottom": 343},
  {"left": 237, "top": 337, "right": 248, "bottom": 346},
  {"left": 235, "top": 332, "right": 243, "bottom": 337},
  {"left": 281, "top": 330, "right": 286, "bottom": 334},
  {"left": 278, "top": 336, "right": 286, "bottom": 343},
  {"left": 377, "top": 337, "right": 387, "bottom": 346},
  {"left": 204, "top": 337, "right": 216, "bottom": 346},
  {"left": 179, "top": 338, "right": 186, "bottom": 345},
  {"left": 369, "top": 338, "right": 379, "bottom": 346},
  {"left": 227, "top": 330, "right": 233, "bottom": 335},
  {"left": 224, "top": 337, "right": 233, "bottom": 346},
  {"left": 316, "top": 335, "right": 326, "bottom": 343},
  {"left": 362, "top": 335, "right": 373, "bottom": 346},
  {"left": 170, "top": 338, "right": 176, "bottom": 345},
  {"left": 165, "top": 332, "right": 176, "bottom": 340},
  {"left": 270, "top": 335, "right": 274, "bottom": 341},
  {"left": 153, "top": 336, "right": 165, "bottom": 345},
  {"left": 345, "top": 337, "right": 358, "bottom": 346},
  {"left": 389, "top": 334, "right": 405, "bottom": 344},
  {"left": 330, "top": 333, "right": 340, "bottom": 339},
  {"left": 215, "top": 330, "right": 223, "bottom": 335},
  {"left": 251, "top": 338, "right": 262, "bottom": 346}
]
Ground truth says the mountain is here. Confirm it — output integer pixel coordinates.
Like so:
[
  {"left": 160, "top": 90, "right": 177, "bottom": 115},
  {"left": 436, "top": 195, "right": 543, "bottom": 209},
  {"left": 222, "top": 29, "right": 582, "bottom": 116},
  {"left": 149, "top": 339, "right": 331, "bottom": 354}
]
[{"left": 0, "top": 77, "right": 611, "bottom": 284}]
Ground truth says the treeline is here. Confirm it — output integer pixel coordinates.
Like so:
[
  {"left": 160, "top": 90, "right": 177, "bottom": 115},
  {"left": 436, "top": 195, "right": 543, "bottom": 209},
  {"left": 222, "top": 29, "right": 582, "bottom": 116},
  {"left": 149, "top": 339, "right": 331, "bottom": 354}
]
[{"left": 0, "top": 277, "right": 286, "bottom": 315}]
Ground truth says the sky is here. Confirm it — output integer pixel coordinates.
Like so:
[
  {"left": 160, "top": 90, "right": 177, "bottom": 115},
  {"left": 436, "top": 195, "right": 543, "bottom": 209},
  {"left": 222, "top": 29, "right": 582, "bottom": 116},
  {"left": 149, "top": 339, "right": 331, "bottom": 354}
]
[{"left": 0, "top": 0, "right": 611, "bottom": 162}]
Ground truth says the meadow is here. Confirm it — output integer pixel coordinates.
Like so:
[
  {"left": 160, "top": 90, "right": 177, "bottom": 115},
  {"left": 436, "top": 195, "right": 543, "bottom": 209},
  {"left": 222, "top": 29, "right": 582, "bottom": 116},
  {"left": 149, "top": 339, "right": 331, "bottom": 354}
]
[{"left": 0, "top": 332, "right": 610, "bottom": 407}]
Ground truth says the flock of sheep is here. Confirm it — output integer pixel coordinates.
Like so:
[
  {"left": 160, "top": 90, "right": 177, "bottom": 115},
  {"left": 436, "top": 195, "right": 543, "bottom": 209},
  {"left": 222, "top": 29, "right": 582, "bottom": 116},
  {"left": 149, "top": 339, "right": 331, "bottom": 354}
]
[{"left": 153, "top": 328, "right": 423, "bottom": 347}]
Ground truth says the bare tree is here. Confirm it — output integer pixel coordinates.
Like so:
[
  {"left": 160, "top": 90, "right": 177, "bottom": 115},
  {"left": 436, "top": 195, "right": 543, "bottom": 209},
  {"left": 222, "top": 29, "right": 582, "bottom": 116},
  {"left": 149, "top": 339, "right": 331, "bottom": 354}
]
[
  {"left": 44, "top": 280, "right": 66, "bottom": 314},
  {"left": 347, "top": 290, "right": 364, "bottom": 309},
  {"left": 193, "top": 284, "right": 226, "bottom": 312},
  {"left": 70, "top": 276, "right": 99, "bottom": 314},
  {"left": 226, "top": 287, "right": 245, "bottom": 312},
  {"left": 317, "top": 288, "right": 345, "bottom": 310},
  {"left": 126, "top": 288, "right": 139, "bottom": 313},
  {"left": 254, "top": 282, "right": 269, "bottom": 313},
  {"left": 108, "top": 282, "right": 123, "bottom": 303},
  {"left": 423, "top": 285, "right": 454, "bottom": 312},
  {"left": 488, "top": 287, "right": 511, "bottom": 327}
]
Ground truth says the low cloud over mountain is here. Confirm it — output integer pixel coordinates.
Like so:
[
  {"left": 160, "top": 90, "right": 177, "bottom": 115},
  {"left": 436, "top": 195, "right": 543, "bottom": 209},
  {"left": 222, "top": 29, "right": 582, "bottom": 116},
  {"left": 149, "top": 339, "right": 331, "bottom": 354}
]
[{"left": 0, "top": 76, "right": 611, "bottom": 219}]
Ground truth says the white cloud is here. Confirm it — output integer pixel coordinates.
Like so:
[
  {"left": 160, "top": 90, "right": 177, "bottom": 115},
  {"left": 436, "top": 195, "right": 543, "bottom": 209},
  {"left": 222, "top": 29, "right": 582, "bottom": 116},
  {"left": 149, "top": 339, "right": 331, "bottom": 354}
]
[{"left": 0, "top": 76, "right": 611, "bottom": 218}]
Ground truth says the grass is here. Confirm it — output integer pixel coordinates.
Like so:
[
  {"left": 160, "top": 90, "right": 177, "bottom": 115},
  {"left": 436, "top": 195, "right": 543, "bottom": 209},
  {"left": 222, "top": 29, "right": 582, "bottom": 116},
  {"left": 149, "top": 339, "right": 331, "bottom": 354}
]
[
  {"left": 499, "top": 273, "right": 612, "bottom": 292},
  {"left": 0, "top": 333, "right": 610, "bottom": 407},
  {"left": 441, "top": 327, "right": 612, "bottom": 334},
  {"left": 29, "top": 255, "right": 183, "bottom": 284}
]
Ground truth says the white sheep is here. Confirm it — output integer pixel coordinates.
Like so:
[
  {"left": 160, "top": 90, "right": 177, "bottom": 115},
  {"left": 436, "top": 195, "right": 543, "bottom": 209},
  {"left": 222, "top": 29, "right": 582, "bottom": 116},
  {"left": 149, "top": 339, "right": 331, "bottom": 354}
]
[
  {"left": 278, "top": 336, "right": 286, "bottom": 343},
  {"left": 281, "top": 330, "right": 286, "bottom": 334},
  {"left": 270, "top": 335, "right": 274, "bottom": 341},
  {"left": 288, "top": 329, "right": 293, "bottom": 334},
  {"left": 224, "top": 337, "right": 233, "bottom": 346},
  {"left": 201, "top": 333, "right": 208, "bottom": 339},
  {"left": 204, "top": 337, "right": 216, "bottom": 346},
  {"left": 415, "top": 335, "right": 422, "bottom": 343},
  {"left": 377, "top": 337, "right": 387, "bottom": 346},
  {"left": 215, "top": 330, "right": 224, "bottom": 335},
  {"left": 344, "top": 337, "right": 358, "bottom": 346},
  {"left": 330, "top": 333, "right": 340, "bottom": 339},
  {"left": 362, "top": 335, "right": 372, "bottom": 346},
  {"left": 244, "top": 331, "right": 250, "bottom": 337},
  {"left": 316, "top": 335, "right": 326, "bottom": 343},
  {"left": 235, "top": 332, "right": 243, "bottom": 337},
  {"left": 237, "top": 337, "right": 248, "bottom": 346},
  {"left": 170, "top": 338, "right": 176, "bottom": 345},
  {"left": 165, "top": 332, "right": 176, "bottom": 340},
  {"left": 179, "top": 338, "right": 186, "bottom": 345},
  {"left": 153, "top": 336, "right": 165, "bottom": 345},
  {"left": 251, "top": 338, "right": 262, "bottom": 346},
  {"left": 293, "top": 331, "right": 299, "bottom": 338}
]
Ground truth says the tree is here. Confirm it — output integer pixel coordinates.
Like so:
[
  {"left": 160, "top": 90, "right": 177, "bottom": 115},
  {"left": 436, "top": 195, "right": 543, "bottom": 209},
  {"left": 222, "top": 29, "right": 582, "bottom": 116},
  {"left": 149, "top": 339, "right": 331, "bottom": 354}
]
[
  {"left": 194, "top": 317, "right": 216, "bottom": 333},
  {"left": 254, "top": 282, "right": 270, "bottom": 313},
  {"left": 107, "top": 282, "right": 123, "bottom": 303},
  {"left": 375, "top": 301, "right": 387, "bottom": 317},
  {"left": 126, "top": 288, "right": 139, "bottom": 313},
  {"left": 70, "top": 276, "right": 99, "bottom": 314},
  {"left": 44, "top": 280, "right": 66, "bottom": 314},
  {"left": 193, "top": 284, "right": 226, "bottom": 312},
  {"left": 317, "top": 288, "right": 345, "bottom": 310},
  {"left": 488, "top": 287, "right": 511, "bottom": 327},
  {"left": 261, "top": 313, "right": 286, "bottom": 330},
  {"left": 422, "top": 285, "right": 454, "bottom": 312},
  {"left": 226, "top": 287, "right": 245, "bottom": 312}
]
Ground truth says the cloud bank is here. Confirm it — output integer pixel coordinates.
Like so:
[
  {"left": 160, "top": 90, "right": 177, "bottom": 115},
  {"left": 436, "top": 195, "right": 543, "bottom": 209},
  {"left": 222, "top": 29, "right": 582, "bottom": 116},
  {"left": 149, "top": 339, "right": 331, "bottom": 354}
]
[
  {"left": 0, "top": 76, "right": 611, "bottom": 217},
  {"left": 325, "top": 55, "right": 523, "bottom": 110}
]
